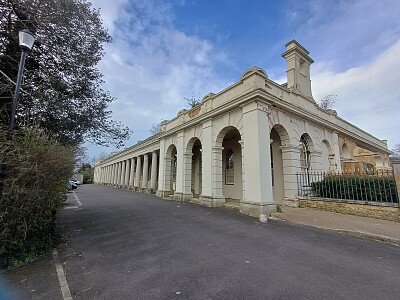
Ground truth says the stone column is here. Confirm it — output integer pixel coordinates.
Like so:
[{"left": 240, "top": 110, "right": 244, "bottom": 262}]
[
  {"left": 310, "top": 151, "right": 323, "bottom": 173},
  {"left": 142, "top": 154, "right": 149, "bottom": 189},
  {"left": 211, "top": 146, "right": 225, "bottom": 205},
  {"left": 135, "top": 156, "right": 142, "bottom": 188},
  {"left": 111, "top": 164, "right": 116, "bottom": 185},
  {"left": 116, "top": 162, "right": 122, "bottom": 186},
  {"left": 240, "top": 100, "right": 276, "bottom": 218},
  {"left": 129, "top": 158, "right": 136, "bottom": 188},
  {"left": 332, "top": 132, "right": 342, "bottom": 173},
  {"left": 150, "top": 151, "right": 158, "bottom": 190},
  {"left": 156, "top": 140, "right": 168, "bottom": 197},
  {"left": 174, "top": 131, "right": 185, "bottom": 201},
  {"left": 280, "top": 144, "right": 302, "bottom": 206},
  {"left": 120, "top": 160, "right": 126, "bottom": 187},
  {"left": 181, "top": 151, "right": 193, "bottom": 201},
  {"left": 107, "top": 165, "right": 111, "bottom": 185},
  {"left": 199, "top": 120, "right": 214, "bottom": 206},
  {"left": 124, "top": 159, "right": 130, "bottom": 187}
]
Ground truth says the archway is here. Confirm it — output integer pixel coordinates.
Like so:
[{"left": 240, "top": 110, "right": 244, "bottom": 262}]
[
  {"left": 216, "top": 127, "right": 243, "bottom": 202},
  {"left": 321, "top": 140, "right": 333, "bottom": 172},
  {"left": 270, "top": 127, "right": 285, "bottom": 205},
  {"left": 165, "top": 144, "right": 177, "bottom": 193},
  {"left": 186, "top": 137, "right": 202, "bottom": 198}
]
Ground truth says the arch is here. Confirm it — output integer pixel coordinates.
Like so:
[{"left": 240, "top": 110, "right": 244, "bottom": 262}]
[
  {"left": 186, "top": 136, "right": 201, "bottom": 153},
  {"left": 321, "top": 139, "right": 332, "bottom": 172},
  {"left": 215, "top": 127, "right": 243, "bottom": 201},
  {"left": 342, "top": 143, "right": 351, "bottom": 160},
  {"left": 215, "top": 126, "right": 242, "bottom": 147},
  {"left": 300, "top": 133, "right": 314, "bottom": 171},
  {"left": 185, "top": 137, "right": 203, "bottom": 197},
  {"left": 270, "top": 127, "right": 285, "bottom": 205},
  {"left": 165, "top": 144, "right": 177, "bottom": 192},
  {"left": 270, "top": 124, "right": 290, "bottom": 146}
]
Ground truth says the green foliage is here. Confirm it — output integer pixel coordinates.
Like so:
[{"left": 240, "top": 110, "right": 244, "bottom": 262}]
[
  {"left": 311, "top": 176, "right": 398, "bottom": 203},
  {"left": 0, "top": 0, "right": 130, "bottom": 147},
  {"left": 78, "top": 163, "right": 93, "bottom": 183},
  {"left": 0, "top": 127, "right": 75, "bottom": 268}
]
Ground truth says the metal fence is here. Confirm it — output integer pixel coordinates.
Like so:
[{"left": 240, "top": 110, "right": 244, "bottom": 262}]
[{"left": 297, "top": 170, "right": 399, "bottom": 205}]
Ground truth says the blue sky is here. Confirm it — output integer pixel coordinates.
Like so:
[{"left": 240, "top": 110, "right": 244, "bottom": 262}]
[{"left": 86, "top": 0, "right": 400, "bottom": 162}]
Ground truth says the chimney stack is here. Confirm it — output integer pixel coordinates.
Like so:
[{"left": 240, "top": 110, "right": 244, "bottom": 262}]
[{"left": 282, "top": 40, "right": 314, "bottom": 101}]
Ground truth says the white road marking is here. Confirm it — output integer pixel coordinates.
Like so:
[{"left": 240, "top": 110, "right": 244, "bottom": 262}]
[
  {"left": 73, "top": 191, "right": 82, "bottom": 207},
  {"left": 52, "top": 249, "right": 73, "bottom": 300}
]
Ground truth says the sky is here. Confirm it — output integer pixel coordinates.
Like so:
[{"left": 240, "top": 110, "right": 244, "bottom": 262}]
[{"left": 85, "top": 0, "right": 400, "bottom": 162}]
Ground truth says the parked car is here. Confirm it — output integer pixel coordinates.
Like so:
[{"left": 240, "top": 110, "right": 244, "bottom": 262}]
[
  {"left": 70, "top": 178, "right": 80, "bottom": 185},
  {"left": 68, "top": 180, "right": 77, "bottom": 190}
]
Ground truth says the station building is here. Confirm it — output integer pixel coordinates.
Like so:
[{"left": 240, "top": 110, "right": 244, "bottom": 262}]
[{"left": 94, "top": 40, "right": 391, "bottom": 218}]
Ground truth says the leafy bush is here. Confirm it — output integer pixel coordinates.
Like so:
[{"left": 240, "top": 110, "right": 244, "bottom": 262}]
[
  {"left": 0, "top": 128, "right": 75, "bottom": 268},
  {"left": 311, "top": 176, "right": 398, "bottom": 203}
]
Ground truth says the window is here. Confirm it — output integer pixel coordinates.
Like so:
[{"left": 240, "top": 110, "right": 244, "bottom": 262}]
[
  {"left": 225, "top": 149, "right": 234, "bottom": 184},
  {"left": 270, "top": 144, "right": 274, "bottom": 186},
  {"left": 300, "top": 135, "right": 310, "bottom": 171}
]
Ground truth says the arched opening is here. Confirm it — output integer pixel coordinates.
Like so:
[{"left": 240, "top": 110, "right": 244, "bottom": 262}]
[
  {"left": 342, "top": 143, "right": 350, "bottom": 160},
  {"left": 219, "top": 127, "right": 242, "bottom": 201},
  {"left": 299, "top": 133, "right": 314, "bottom": 190},
  {"left": 321, "top": 140, "right": 333, "bottom": 172},
  {"left": 270, "top": 127, "right": 284, "bottom": 205},
  {"left": 165, "top": 144, "right": 177, "bottom": 193},
  {"left": 186, "top": 138, "right": 202, "bottom": 198}
]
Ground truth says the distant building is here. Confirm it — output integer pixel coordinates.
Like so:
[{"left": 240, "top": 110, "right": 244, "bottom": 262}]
[{"left": 94, "top": 40, "right": 391, "bottom": 218}]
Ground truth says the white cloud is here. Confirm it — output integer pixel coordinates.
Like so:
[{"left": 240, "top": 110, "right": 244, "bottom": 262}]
[
  {"left": 312, "top": 41, "right": 400, "bottom": 148},
  {"left": 86, "top": 0, "right": 230, "bottom": 157}
]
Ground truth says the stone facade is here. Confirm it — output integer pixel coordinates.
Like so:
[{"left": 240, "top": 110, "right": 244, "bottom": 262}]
[
  {"left": 298, "top": 198, "right": 400, "bottom": 222},
  {"left": 94, "top": 40, "right": 391, "bottom": 218}
]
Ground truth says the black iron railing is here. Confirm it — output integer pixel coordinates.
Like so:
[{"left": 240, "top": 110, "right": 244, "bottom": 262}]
[{"left": 297, "top": 170, "right": 399, "bottom": 204}]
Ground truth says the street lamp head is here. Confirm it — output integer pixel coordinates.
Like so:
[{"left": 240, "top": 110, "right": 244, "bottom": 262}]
[{"left": 18, "top": 29, "right": 35, "bottom": 51}]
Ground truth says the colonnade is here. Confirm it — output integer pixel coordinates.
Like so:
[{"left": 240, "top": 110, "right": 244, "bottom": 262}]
[{"left": 96, "top": 151, "right": 159, "bottom": 192}]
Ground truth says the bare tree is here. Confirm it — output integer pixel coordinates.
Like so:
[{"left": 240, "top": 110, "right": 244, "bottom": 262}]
[
  {"left": 318, "top": 94, "right": 338, "bottom": 109},
  {"left": 185, "top": 93, "right": 201, "bottom": 108},
  {"left": 391, "top": 143, "right": 400, "bottom": 157},
  {"left": 149, "top": 122, "right": 162, "bottom": 135}
]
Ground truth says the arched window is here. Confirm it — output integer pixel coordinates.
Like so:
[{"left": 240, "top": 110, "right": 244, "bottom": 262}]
[
  {"left": 300, "top": 135, "right": 310, "bottom": 171},
  {"left": 225, "top": 149, "right": 234, "bottom": 184}
]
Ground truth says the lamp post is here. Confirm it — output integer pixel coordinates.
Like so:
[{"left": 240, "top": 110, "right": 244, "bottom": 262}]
[{"left": 8, "top": 29, "right": 35, "bottom": 135}]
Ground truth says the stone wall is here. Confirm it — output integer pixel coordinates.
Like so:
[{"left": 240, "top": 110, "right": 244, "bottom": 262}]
[{"left": 298, "top": 198, "right": 400, "bottom": 222}]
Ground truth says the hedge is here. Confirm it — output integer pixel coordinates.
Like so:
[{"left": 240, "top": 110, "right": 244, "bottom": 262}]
[
  {"left": 311, "top": 176, "right": 399, "bottom": 203},
  {"left": 0, "top": 128, "right": 75, "bottom": 268}
]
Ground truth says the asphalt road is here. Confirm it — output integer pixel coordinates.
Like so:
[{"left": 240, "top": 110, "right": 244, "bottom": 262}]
[{"left": 4, "top": 184, "right": 400, "bottom": 299}]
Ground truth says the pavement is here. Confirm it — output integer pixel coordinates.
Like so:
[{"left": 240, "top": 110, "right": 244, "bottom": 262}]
[
  {"left": 1, "top": 185, "right": 400, "bottom": 299},
  {"left": 270, "top": 206, "right": 400, "bottom": 247}
]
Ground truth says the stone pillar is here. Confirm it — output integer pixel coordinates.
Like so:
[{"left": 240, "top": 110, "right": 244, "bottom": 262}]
[
  {"left": 280, "top": 144, "right": 302, "bottom": 207},
  {"left": 116, "top": 162, "right": 121, "bottom": 186},
  {"left": 107, "top": 165, "right": 112, "bottom": 185},
  {"left": 174, "top": 131, "right": 185, "bottom": 201},
  {"left": 240, "top": 100, "right": 276, "bottom": 217},
  {"left": 156, "top": 140, "right": 168, "bottom": 197},
  {"left": 135, "top": 156, "right": 142, "bottom": 188},
  {"left": 111, "top": 164, "right": 116, "bottom": 185},
  {"left": 129, "top": 158, "right": 136, "bottom": 188},
  {"left": 150, "top": 151, "right": 158, "bottom": 190},
  {"left": 199, "top": 120, "right": 217, "bottom": 207},
  {"left": 124, "top": 159, "right": 130, "bottom": 187},
  {"left": 181, "top": 151, "right": 193, "bottom": 201},
  {"left": 142, "top": 154, "right": 149, "bottom": 189},
  {"left": 310, "top": 151, "right": 323, "bottom": 173},
  {"left": 332, "top": 132, "right": 342, "bottom": 173},
  {"left": 211, "top": 146, "right": 225, "bottom": 205},
  {"left": 120, "top": 160, "right": 126, "bottom": 187}
]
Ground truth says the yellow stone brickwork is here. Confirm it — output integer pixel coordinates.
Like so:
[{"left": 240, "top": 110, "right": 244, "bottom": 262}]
[
  {"left": 395, "top": 175, "right": 400, "bottom": 201},
  {"left": 298, "top": 199, "right": 400, "bottom": 222}
]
